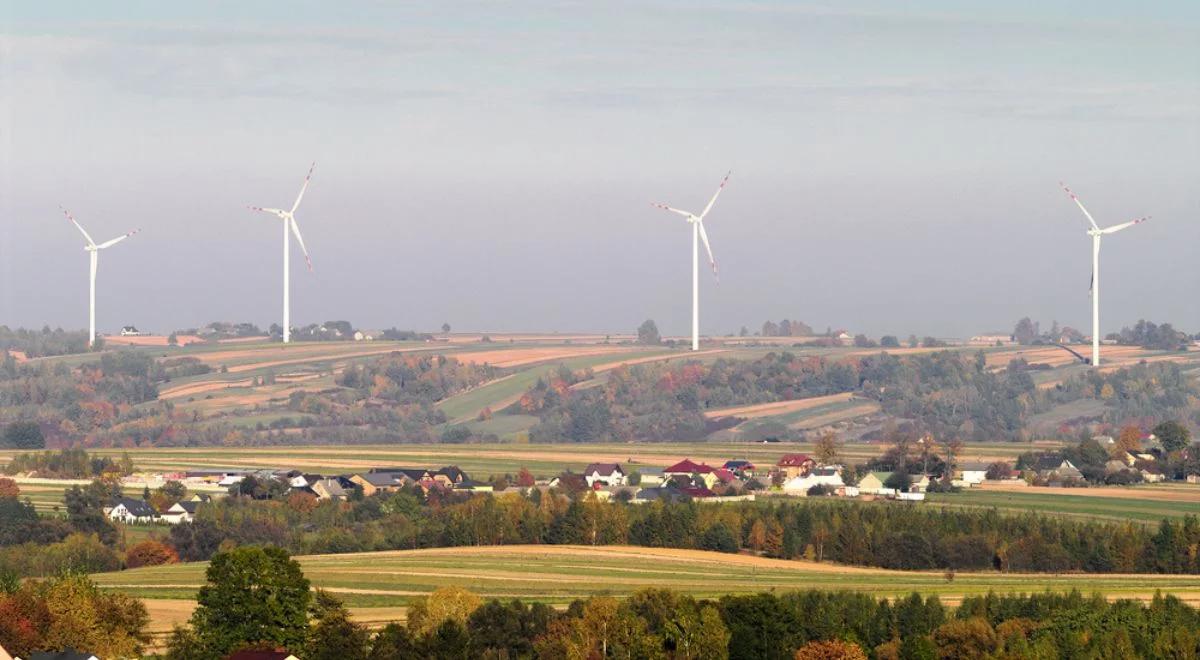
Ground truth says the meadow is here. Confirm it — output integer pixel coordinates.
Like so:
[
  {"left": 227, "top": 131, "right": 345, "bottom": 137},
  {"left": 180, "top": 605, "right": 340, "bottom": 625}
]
[{"left": 92, "top": 544, "right": 1200, "bottom": 640}]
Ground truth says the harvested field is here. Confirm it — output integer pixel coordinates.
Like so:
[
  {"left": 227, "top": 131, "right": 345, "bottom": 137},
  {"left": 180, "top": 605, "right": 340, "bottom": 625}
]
[
  {"left": 95, "top": 545, "right": 1200, "bottom": 634},
  {"left": 104, "top": 334, "right": 206, "bottom": 347},
  {"left": 159, "top": 379, "right": 254, "bottom": 400},
  {"left": 454, "top": 346, "right": 632, "bottom": 368},
  {"left": 704, "top": 393, "right": 858, "bottom": 420},
  {"left": 979, "top": 481, "right": 1200, "bottom": 504},
  {"left": 589, "top": 349, "right": 725, "bottom": 373}
]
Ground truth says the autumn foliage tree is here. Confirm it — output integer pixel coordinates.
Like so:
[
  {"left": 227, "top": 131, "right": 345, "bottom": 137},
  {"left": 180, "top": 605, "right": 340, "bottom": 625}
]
[
  {"left": 0, "top": 478, "right": 18, "bottom": 498},
  {"left": 794, "top": 639, "right": 869, "bottom": 660},
  {"left": 125, "top": 540, "right": 179, "bottom": 568}
]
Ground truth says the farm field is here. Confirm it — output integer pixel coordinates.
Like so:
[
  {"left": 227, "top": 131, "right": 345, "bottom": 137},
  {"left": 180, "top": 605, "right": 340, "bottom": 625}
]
[
  {"left": 93, "top": 545, "right": 1200, "bottom": 635},
  {"left": 926, "top": 484, "right": 1200, "bottom": 524}
]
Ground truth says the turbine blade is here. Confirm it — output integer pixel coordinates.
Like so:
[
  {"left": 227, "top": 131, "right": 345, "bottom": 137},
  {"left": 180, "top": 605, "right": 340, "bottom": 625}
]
[
  {"left": 699, "top": 170, "right": 731, "bottom": 219},
  {"left": 650, "top": 202, "right": 694, "bottom": 219},
  {"left": 697, "top": 220, "right": 718, "bottom": 282},
  {"left": 60, "top": 207, "right": 96, "bottom": 247},
  {"left": 248, "top": 205, "right": 288, "bottom": 218},
  {"left": 290, "top": 162, "right": 315, "bottom": 214},
  {"left": 1059, "top": 182, "right": 1100, "bottom": 231},
  {"left": 1100, "top": 216, "right": 1149, "bottom": 235},
  {"left": 95, "top": 229, "right": 140, "bottom": 250},
  {"left": 289, "top": 217, "right": 313, "bottom": 271}
]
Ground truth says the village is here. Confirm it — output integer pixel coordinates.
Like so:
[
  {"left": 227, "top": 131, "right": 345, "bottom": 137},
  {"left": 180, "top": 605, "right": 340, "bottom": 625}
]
[{"left": 90, "top": 447, "right": 1147, "bottom": 527}]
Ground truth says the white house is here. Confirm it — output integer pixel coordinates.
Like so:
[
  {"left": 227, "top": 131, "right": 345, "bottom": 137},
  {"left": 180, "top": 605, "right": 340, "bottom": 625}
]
[
  {"left": 161, "top": 500, "right": 200, "bottom": 525},
  {"left": 120, "top": 325, "right": 142, "bottom": 336},
  {"left": 106, "top": 497, "right": 158, "bottom": 524},
  {"left": 583, "top": 463, "right": 626, "bottom": 487},
  {"left": 953, "top": 462, "right": 989, "bottom": 488},
  {"left": 782, "top": 467, "right": 844, "bottom": 495}
]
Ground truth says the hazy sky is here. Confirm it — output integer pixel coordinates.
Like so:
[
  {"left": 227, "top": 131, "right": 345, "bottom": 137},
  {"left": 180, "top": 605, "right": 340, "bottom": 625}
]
[{"left": 2, "top": 1, "right": 1197, "bottom": 339}]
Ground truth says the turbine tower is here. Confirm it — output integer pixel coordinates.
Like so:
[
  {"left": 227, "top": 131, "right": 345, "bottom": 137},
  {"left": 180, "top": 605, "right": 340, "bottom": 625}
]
[
  {"left": 1060, "top": 183, "right": 1148, "bottom": 367},
  {"left": 61, "top": 208, "right": 140, "bottom": 348},
  {"left": 249, "top": 163, "right": 315, "bottom": 344},
  {"left": 652, "top": 171, "right": 729, "bottom": 351}
]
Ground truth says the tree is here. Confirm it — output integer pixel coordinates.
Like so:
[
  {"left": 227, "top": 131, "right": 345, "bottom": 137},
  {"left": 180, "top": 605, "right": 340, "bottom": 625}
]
[
  {"left": 126, "top": 540, "right": 179, "bottom": 568},
  {"left": 1, "top": 422, "right": 44, "bottom": 449},
  {"left": 184, "top": 546, "right": 312, "bottom": 656},
  {"left": 853, "top": 334, "right": 876, "bottom": 348},
  {"left": 0, "top": 478, "right": 19, "bottom": 498},
  {"left": 794, "top": 639, "right": 868, "bottom": 660},
  {"left": 407, "top": 586, "right": 482, "bottom": 637},
  {"left": 0, "top": 574, "right": 149, "bottom": 658},
  {"left": 369, "top": 623, "right": 419, "bottom": 659},
  {"left": 880, "top": 335, "right": 900, "bottom": 348},
  {"left": 907, "top": 335, "right": 919, "bottom": 348},
  {"left": 638, "top": 319, "right": 662, "bottom": 345},
  {"left": 309, "top": 590, "right": 370, "bottom": 660},
  {"left": 1013, "top": 317, "right": 1038, "bottom": 345},
  {"left": 441, "top": 323, "right": 451, "bottom": 334},
  {"left": 1115, "top": 425, "right": 1143, "bottom": 455},
  {"left": 932, "top": 618, "right": 998, "bottom": 660},
  {"left": 516, "top": 467, "right": 536, "bottom": 488},
  {"left": 814, "top": 431, "right": 842, "bottom": 466},
  {"left": 1153, "top": 420, "right": 1191, "bottom": 453}
]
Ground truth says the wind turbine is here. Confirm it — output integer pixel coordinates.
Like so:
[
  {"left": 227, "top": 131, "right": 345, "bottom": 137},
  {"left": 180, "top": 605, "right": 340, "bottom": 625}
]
[
  {"left": 61, "top": 208, "right": 140, "bottom": 348},
  {"left": 652, "top": 171, "right": 729, "bottom": 351},
  {"left": 249, "top": 163, "right": 315, "bottom": 344},
  {"left": 1059, "top": 182, "right": 1149, "bottom": 367}
]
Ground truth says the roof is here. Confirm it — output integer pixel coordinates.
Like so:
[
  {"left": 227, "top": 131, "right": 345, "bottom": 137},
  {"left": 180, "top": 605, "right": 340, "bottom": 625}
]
[
  {"left": 865, "top": 471, "right": 894, "bottom": 482},
  {"left": 355, "top": 472, "right": 403, "bottom": 487},
  {"left": 112, "top": 497, "right": 156, "bottom": 517},
  {"left": 713, "top": 468, "right": 737, "bottom": 482},
  {"left": 664, "top": 458, "right": 713, "bottom": 474},
  {"left": 435, "top": 466, "right": 467, "bottom": 481},
  {"left": 812, "top": 467, "right": 840, "bottom": 477},
  {"left": 313, "top": 478, "right": 347, "bottom": 497},
  {"left": 679, "top": 486, "right": 716, "bottom": 498},
  {"left": 170, "top": 500, "right": 200, "bottom": 514},
  {"left": 1034, "top": 455, "right": 1069, "bottom": 471},
  {"left": 723, "top": 459, "right": 755, "bottom": 470},
  {"left": 551, "top": 473, "right": 590, "bottom": 491},
  {"left": 777, "top": 454, "right": 814, "bottom": 467},
  {"left": 584, "top": 462, "right": 624, "bottom": 477}
]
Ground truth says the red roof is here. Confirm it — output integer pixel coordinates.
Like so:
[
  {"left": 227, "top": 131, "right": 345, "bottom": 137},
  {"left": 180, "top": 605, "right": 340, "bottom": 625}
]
[
  {"left": 713, "top": 468, "right": 737, "bottom": 482},
  {"left": 777, "top": 454, "right": 814, "bottom": 467},
  {"left": 664, "top": 459, "right": 713, "bottom": 474}
]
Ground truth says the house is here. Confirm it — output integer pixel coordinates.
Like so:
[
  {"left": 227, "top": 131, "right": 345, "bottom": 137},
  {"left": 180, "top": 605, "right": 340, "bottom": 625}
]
[
  {"left": 349, "top": 472, "right": 406, "bottom": 496},
  {"left": 969, "top": 334, "right": 1014, "bottom": 346},
  {"left": 712, "top": 468, "right": 739, "bottom": 485},
  {"left": 776, "top": 454, "right": 816, "bottom": 479},
  {"left": 583, "top": 463, "right": 626, "bottom": 487},
  {"left": 162, "top": 500, "right": 201, "bottom": 524},
  {"left": 1034, "top": 456, "right": 1083, "bottom": 482},
  {"left": 434, "top": 466, "right": 468, "bottom": 486},
  {"left": 782, "top": 467, "right": 844, "bottom": 495},
  {"left": 1123, "top": 450, "right": 1157, "bottom": 466},
  {"left": 288, "top": 473, "right": 325, "bottom": 488},
  {"left": 548, "top": 472, "right": 591, "bottom": 493},
  {"left": 454, "top": 480, "right": 494, "bottom": 493},
  {"left": 953, "top": 462, "right": 989, "bottom": 488},
  {"left": 311, "top": 478, "right": 349, "bottom": 501},
  {"left": 723, "top": 459, "right": 756, "bottom": 476},
  {"left": 664, "top": 459, "right": 714, "bottom": 477},
  {"left": 105, "top": 497, "right": 158, "bottom": 524},
  {"left": 119, "top": 325, "right": 141, "bottom": 336},
  {"left": 633, "top": 466, "right": 664, "bottom": 486},
  {"left": 908, "top": 474, "right": 932, "bottom": 493},
  {"left": 857, "top": 472, "right": 896, "bottom": 496}
]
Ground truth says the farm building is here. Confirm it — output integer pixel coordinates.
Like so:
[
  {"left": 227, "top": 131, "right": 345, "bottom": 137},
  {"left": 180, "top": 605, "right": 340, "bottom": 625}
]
[
  {"left": 119, "top": 325, "right": 142, "bottom": 336},
  {"left": 1033, "top": 456, "right": 1083, "bottom": 482},
  {"left": 953, "top": 462, "right": 990, "bottom": 487}
]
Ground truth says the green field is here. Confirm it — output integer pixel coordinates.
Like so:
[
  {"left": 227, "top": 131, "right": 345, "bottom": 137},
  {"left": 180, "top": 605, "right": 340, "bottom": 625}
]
[
  {"left": 92, "top": 545, "right": 1200, "bottom": 610},
  {"left": 927, "top": 486, "right": 1200, "bottom": 524}
]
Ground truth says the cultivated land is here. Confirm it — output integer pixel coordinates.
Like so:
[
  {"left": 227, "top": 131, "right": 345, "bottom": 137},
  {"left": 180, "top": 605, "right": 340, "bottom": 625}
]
[
  {"left": 926, "top": 483, "right": 1200, "bottom": 524},
  {"left": 93, "top": 545, "right": 1200, "bottom": 636}
]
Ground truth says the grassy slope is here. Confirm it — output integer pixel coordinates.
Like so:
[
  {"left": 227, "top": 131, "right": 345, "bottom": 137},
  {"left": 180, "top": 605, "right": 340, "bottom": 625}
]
[
  {"left": 93, "top": 545, "right": 1200, "bottom": 610},
  {"left": 927, "top": 487, "right": 1200, "bottom": 524}
]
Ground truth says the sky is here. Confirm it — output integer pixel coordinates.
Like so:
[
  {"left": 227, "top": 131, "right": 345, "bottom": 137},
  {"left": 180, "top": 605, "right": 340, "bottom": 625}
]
[{"left": 1, "top": 1, "right": 1197, "bottom": 339}]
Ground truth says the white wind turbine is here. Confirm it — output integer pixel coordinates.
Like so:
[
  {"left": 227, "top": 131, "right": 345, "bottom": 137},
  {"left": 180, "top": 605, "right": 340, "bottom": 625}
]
[
  {"left": 61, "top": 208, "right": 140, "bottom": 348},
  {"left": 652, "top": 171, "right": 729, "bottom": 351},
  {"left": 249, "top": 163, "right": 315, "bottom": 344},
  {"left": 1060, "top": 182, "right": 1149, "bottom": 367}
]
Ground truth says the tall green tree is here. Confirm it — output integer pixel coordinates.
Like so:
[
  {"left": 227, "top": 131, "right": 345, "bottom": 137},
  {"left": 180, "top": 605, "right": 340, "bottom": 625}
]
[
  {"left": 1, "top": 421, "right": 44, "bottom": 449},
  {"left": 637, "top": 319, "right": 662, "bottom": 345},
  {"left": 185, "top": 546, "right": 312, "bottom": 656},
  {"left": 1153, "top": 420, "right": 1191, "bottom": 453}
]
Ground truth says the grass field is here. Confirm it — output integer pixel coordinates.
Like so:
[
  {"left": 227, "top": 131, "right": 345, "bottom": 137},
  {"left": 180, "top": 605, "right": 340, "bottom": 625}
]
[
  {"left": 92, "top": 545, "right": 1200, "bottom": 637},
  {"left": 927, "top": 485, "right": 1200, "bottom": 524}
]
